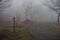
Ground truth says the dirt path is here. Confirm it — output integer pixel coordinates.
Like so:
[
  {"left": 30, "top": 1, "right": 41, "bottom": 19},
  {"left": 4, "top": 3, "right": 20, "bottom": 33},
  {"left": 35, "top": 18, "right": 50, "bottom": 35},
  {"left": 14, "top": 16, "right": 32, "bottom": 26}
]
[{"left": 28, "top": 23, "right": 60, "bottom": 40}]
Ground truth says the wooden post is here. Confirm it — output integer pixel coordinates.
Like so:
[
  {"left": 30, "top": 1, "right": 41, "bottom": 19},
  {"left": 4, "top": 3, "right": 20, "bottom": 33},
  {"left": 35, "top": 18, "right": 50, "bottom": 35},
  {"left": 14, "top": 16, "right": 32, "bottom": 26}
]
[
  {"left": 13, "top": 17, "right": 15, "bottom": 33},
  {"left": 57, "top": 15, "right": 59, "bottom": 23},
  {"left": 57, "top": 13, "right": 60, "bottom": 23}
]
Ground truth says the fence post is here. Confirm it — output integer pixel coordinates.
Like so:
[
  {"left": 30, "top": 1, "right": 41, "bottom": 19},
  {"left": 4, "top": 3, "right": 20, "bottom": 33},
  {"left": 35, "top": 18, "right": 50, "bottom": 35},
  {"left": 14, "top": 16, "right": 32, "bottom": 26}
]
[{"left": 13, "top": 17, "right": 15, "bottom": 33}]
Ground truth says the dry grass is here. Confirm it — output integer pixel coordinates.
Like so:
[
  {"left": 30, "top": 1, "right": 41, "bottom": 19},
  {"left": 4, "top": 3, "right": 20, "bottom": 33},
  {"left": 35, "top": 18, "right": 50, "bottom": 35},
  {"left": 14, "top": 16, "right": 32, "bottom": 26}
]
[{"left": 0, "top": 22, "right": 33, "bottom": 40}]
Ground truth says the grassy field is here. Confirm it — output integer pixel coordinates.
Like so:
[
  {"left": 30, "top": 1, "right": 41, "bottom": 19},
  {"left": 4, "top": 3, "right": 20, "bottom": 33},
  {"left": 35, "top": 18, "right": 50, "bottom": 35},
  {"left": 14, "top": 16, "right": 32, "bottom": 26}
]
[
  {"left": 0, "top": 21, "right": 60, "bottom": 40},
  {"left": 0, "top": 22, "right": 33, "bottom": 40}
]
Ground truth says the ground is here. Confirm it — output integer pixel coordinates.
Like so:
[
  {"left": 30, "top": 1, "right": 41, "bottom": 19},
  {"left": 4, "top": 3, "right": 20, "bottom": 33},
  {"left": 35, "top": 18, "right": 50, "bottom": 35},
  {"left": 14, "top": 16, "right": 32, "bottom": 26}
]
[
  {"left": 28, "top": 23, "right": 60, "bottom": 40},
  {"left": 0, "top": 21, "right": 60, "bottom": 40},
  {"left": 0, "top": 22, "right": 33, "bottom": 40}
]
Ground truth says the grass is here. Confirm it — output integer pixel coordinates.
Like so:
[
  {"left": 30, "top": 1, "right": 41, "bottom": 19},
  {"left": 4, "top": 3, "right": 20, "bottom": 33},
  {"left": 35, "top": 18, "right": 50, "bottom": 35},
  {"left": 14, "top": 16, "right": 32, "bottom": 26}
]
[{"left": 0, "top": 22, "right": 33, "bottom": 40}]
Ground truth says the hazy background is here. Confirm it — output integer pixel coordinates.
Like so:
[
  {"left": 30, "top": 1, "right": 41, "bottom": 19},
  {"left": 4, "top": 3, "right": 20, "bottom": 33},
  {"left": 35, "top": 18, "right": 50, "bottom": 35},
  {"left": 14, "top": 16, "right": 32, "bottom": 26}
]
[{"left": 1, "top": 0, "right": 58, "bottom": 23}]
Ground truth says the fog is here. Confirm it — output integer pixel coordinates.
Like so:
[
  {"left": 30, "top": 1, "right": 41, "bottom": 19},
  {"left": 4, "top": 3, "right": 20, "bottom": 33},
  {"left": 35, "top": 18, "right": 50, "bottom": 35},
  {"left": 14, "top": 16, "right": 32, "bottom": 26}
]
[
  {"left": 0, "top": 0, "right": 58, "bottom": 22},
  {"left": 1, "top": 0, "right": 60, "bottom": 40}
]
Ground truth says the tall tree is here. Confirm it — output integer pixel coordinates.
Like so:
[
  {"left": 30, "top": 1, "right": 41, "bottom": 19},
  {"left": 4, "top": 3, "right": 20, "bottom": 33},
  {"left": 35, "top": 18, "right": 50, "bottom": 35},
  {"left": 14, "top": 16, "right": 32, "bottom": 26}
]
[
  {"left": 0, "top": 0, "right": 11, "bottom": 23},
  {"left": 40, "top": 0, "right": 60, "bottom": 23},
  {"left": 23, "top": 0, "right": 33, "bottom": 20}
]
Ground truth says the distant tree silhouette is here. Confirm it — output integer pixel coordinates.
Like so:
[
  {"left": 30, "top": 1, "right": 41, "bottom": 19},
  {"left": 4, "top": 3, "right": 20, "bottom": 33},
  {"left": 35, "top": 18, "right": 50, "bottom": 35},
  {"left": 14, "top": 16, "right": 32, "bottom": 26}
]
[
  {"left": 0, "top": 0, "right": 11, "bottom": 23},
  {"left": 40, "top": 0, "right": 60, "bottom": 23},
  {"left": 23, "top": 0, "right": 33, "bottom": 20}
]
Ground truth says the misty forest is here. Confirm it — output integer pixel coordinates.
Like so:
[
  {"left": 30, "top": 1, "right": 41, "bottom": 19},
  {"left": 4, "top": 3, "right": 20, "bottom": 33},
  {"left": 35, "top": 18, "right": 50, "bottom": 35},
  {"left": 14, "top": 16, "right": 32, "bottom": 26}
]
[{"left": 0, "top": 0, "right": 60, "bottom": 40}]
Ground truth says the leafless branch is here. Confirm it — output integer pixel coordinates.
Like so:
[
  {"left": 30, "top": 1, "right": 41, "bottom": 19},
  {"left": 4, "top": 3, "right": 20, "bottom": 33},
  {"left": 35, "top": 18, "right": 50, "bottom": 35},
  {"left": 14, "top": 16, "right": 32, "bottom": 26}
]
[
  {"left": 40, "top": 0, "right": 58, "bottom": 12},
  {"left": 0, "top": 0, "right": 11, "bottom": 9},
  {"left": 23, "top": 0, "right": 33, "bottom": 20}
]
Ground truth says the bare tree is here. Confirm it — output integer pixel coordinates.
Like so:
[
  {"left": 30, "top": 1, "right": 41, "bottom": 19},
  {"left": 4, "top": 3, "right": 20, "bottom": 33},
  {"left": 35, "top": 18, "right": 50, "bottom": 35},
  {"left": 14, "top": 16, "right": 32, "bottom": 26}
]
[
  {"left": 23, "top": 0, "right": 33, "bottom": 20},
  {"left": 0, "top": 0, "right": 11, "bottom": 23},
  {"left": 40, "top": 0, "right": 60, "bottom": 23},
  {"left": 0, "top": 0, "right": 11, "bottom": 8}
]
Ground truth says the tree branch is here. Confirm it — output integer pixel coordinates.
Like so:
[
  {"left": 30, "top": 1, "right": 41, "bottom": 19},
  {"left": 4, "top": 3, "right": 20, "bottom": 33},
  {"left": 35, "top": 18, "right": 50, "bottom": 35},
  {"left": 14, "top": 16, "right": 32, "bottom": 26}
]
[{"left": 40, "top": 0, "right": 58, "bottom": 12}]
